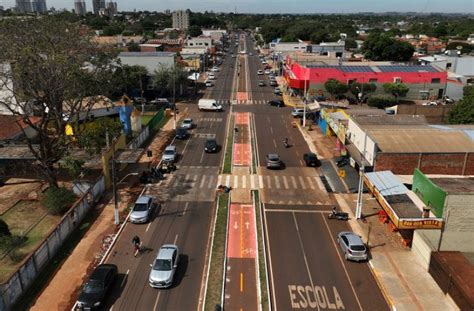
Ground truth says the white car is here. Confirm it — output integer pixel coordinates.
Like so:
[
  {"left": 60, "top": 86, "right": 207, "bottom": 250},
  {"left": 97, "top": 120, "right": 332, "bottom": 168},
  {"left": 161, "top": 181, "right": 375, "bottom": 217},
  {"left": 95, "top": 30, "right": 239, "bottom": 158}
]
[
  {"left": 257, "top": 70, "right": 264, "bottom": 75},
  {"left": 149, "top": 244, "right": 179, "bottom": 288},
  {"left": 208, "top": 73, "right": 216, "bottom": 80},
  {"left": 205, "top": 80, "right": 213, "bottom": 87},
  {"left": 264, "top": 69, "right": 271, "bottom": 75},
  {"left": 180, "top": 118, "right": 193, "bottom": 129},
  {"left": 211, "top": 67, "right": 220, "bottom": 72}
]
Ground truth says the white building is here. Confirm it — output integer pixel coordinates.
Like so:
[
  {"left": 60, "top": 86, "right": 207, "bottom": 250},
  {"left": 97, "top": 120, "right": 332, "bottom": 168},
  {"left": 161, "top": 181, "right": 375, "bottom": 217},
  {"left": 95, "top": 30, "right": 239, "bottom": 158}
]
[
  {"left": 185, "top": 36, "right": 213, "bottom": 49},
  {"left": 269, "top": 40, "right": 308, "bottom": 53},
  {"left": 118, "top": 52, "right": 176, "bottom": 75},
  {"left": 0, "top": 64, "right": 19, "bottom": 115},
  {"left": 74, "top": 0, "right": 86, "bottom": 16},
  {"left": 172, "top": 10, "right": 189, "bottom": 30}
]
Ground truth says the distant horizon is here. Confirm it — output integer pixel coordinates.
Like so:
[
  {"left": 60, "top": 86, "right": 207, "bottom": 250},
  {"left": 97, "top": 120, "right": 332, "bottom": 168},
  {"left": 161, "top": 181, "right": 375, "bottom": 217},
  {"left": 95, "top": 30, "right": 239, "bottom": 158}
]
[{"left": 2, "top": 0, "right": 473, "bottom": 14}]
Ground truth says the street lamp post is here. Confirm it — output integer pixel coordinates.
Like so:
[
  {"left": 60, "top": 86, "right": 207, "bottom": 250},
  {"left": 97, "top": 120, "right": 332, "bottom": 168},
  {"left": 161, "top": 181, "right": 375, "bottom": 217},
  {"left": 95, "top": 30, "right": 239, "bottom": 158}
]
[{"left": 355, "top": 131, "right": 368, "bottom": 219}]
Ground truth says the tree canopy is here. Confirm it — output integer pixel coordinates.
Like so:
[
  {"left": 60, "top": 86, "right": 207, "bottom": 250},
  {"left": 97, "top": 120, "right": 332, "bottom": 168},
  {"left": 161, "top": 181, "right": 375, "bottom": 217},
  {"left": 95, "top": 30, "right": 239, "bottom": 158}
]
[
  {"left": 383, "top": 83, "right": 409, "bottom": 98},
  {"left": 187, "top": 25, "right": 203, "bottom": 37},
  {"left": 362, "top": 33, "right": 415, "bottom": 61},
  {"left": 324, "top": 79, "right": 348, "bottom": 99},
  {"left": 448, "top": 86, "right": 474, "bottom": 124}
]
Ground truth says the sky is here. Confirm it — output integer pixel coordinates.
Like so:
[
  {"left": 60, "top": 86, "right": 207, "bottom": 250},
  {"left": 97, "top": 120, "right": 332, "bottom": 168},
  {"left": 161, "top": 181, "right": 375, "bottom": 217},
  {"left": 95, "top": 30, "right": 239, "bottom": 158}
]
[{"left": 2, "top": 0, "right": 473, "bottom": 13}]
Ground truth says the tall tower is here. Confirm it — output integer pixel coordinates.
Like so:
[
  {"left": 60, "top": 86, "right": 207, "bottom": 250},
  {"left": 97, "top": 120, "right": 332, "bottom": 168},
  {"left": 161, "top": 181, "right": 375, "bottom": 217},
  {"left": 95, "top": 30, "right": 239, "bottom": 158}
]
[
  {"left": 172, "top": 10, "right": 189, "bottom": 30},
  {"left": 74, "top": 0, "right": 86, "bottom": 15}
]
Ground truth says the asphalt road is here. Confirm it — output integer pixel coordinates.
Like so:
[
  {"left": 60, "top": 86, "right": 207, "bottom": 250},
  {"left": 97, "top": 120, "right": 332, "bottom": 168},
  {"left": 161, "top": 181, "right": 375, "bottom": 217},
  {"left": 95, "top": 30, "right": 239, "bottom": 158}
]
[
  {"left": 239, "top": 35, "right": 389, "bottom": 310},
  {"left": 99, "top": 36, "right": 238, "bottom": 311}
]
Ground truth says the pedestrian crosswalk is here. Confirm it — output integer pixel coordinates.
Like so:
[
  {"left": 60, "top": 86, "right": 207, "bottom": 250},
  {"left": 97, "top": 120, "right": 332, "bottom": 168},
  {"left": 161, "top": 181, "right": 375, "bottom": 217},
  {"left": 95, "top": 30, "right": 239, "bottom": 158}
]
[
  {"left": 215, "top": 99, "right": 270, "bottom": 106},
  {"left": 160, "top": 173, "right": 325, "bottom": 191},
  {"left": 198, "top": 117, "right": 224, "bottom": 122}
]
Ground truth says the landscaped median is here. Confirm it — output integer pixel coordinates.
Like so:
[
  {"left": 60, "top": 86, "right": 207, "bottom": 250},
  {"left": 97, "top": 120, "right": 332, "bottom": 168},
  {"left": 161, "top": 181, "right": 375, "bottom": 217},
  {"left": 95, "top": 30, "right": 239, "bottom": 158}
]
[
  {"left": 222, "top": 115, "right": 235, "bottom": 174},
  {"left": 204, "top": 192, "right": 229, "bottom": 310},
  {"left": 252, "top": 190, "right": 270, "bottom": 311}
]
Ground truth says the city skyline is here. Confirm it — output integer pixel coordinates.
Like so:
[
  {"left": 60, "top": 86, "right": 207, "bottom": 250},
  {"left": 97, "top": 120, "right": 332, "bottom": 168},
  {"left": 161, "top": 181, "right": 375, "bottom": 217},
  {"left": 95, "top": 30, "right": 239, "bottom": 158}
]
[{"left": 2, "top": 0, "right": 473, "bottom": 13}]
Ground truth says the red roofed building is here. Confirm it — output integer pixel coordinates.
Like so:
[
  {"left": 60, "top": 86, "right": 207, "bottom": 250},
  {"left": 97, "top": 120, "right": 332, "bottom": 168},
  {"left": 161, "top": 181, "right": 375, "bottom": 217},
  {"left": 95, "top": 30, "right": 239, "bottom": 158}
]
[{"left": 284, "top": 56, "right": 447, "bottom": 100}]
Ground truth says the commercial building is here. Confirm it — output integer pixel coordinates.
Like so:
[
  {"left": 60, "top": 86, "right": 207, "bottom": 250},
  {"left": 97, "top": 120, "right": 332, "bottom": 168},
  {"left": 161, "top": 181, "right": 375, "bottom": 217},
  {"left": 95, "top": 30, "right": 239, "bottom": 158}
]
[
  {"left": 306, "top": 40, "right": 345, "bottom": 58},
  {"left": 269, "top": 40, "right": 308, "bottom": 53},
  {"left": 118, "top": 52, "right": 176, "bottom": 75},
  {"left": 74, "top": 0, "right": 86, "bottom": 15},
  {"left": 92, "top": 0, "right": 105, "bottom": 15},
  {"left": 284, "top": 57, "right": 448, "bottom": 101},
  {"left": 172, "top": 10, "right": 189, "bottom": 30},
  {"left": 15, "top": 0, "right": 47, "bottom": 13}
]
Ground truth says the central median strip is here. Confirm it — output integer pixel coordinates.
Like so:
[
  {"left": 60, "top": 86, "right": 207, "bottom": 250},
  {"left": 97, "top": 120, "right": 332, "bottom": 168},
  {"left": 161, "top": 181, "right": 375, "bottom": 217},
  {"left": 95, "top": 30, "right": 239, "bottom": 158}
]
[
  {"left": 253, "top": 190, "right": 270, "bottom": 311},
  {"left": 222, "top": 115, "right": 235, "bottom": 174}
]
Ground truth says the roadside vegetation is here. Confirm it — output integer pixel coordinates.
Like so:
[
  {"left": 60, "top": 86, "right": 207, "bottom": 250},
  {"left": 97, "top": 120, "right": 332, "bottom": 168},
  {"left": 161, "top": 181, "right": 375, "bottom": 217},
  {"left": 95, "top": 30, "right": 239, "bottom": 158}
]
[{"left": 205, "top": 193, "right": 229, "bottom": 310}]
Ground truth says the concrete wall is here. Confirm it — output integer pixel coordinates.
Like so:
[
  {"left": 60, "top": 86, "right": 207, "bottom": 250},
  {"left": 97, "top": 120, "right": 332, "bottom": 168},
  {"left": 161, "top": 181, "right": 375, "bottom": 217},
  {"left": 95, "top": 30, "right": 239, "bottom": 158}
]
[
  {"left": 346, "top": 119, "right": 377, "bottom": 165},
  {"left": 374, "top": 152, "right": 473, "bottom": 175},
  {"left": 441, "top": 194, "right": 474, "bottom": 252},
  {"left": 411, "top": 229, "right": 440, "bottom": 270},
  {"left": 396, "top": 104, "right": 453, "bottom": 124},
  {"left": 118, "top": 54, "right": 175, "bottom": 75}
]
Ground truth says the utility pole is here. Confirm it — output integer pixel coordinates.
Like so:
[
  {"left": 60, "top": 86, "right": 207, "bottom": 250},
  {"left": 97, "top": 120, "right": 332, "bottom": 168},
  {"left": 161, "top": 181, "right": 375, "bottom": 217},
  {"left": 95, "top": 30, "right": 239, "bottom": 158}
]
[
  {"left": 107, "top": 130, "right": 120, "bottom": 225},
  {"left": 302, "top": 69, "right": 308, "bottom": 127},
  {"left": 173, "top": 67, "right": 177, "bottom": 130},
  {"left": 355, "top": 131, "right": 367, "bottom": 219}
]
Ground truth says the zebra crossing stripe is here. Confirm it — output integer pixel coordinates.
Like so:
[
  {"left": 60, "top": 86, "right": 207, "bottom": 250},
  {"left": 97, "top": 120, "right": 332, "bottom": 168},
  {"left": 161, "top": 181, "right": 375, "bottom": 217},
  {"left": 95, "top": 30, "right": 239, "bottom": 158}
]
[
  {"left": 282, "top": 176, "right": 289, "bottom": 189},
  {"left": 298, "top": 176, "right": 306, "bottom": 189},
  {"left": 306, "top": 176, "right": 315, "bottom": 190},
  {"left": 250, "top": 175, "right": 256, "bottom": 189},
  {"left": 217, "top": 175, "right": 222, "bottom": 187},
  {"left": 314, "top": 176, "right": 324, "bottom": 191},
  {"left": 233, "top": 175, "right": 238, "bottom": 188},
  {"left": 274, "top": 176, "right": 281, "bottom": 189},
  {"left": 291, "top": 176, "right": 298, "bottom": 188},
  {"left": 266, "top": 176, "right": 272, "bottom": 189},
  {"left": 242, "top": 175, "right": 247, "bottom": 188},
  {"left": 200, "top": 175, "right": 207, "bottom": 188},
  {"left": 226, "top": 175, "right": 231, "bottom": 187},
  {"left": 208, "top": 175, "right": 215, "bottom": 188},
  {"left": 259, "top": 175, "right": 264, "bottom": 189}
]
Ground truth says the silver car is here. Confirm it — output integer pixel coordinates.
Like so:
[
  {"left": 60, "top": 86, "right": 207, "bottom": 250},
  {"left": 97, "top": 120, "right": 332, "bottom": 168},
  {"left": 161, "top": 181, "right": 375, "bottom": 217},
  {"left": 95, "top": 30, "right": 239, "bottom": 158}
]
[
  {"left": 162, "top": 145, "right": 177, "bottom": 162},
  {"left": 149, "top": 244, "right": 179, "bottom": 288},
  {"left": 337, "top": 232, "right": 368, "bottom": 262},
  {"left": 266, "top": 153, "right": 282, "bottom": 169},
  {"left": 180, "top": 118, "right": 193, "bottom": 129},
  {"left": 129, "top": 195, "right": 155, "bottom": 223}
]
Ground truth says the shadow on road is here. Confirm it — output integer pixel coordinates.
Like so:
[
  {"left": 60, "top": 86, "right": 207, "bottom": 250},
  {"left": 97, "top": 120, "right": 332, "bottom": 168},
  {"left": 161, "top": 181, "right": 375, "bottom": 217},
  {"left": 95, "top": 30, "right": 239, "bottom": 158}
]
[{"left": 171, "top": 254, "right": 189, "bottom": 288}]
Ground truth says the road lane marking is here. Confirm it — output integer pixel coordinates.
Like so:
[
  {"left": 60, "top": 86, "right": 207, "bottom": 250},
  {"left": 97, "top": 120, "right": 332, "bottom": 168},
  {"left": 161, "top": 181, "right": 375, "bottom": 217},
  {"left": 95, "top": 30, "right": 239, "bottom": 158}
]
[
  {"left": 270, "top": 127, "right": 273, "bottom": 134},
  {"left": 173, "top": 234, "right": 179, "bottom": 245},
  {"left": 298, "top": 176, "right": 307, "bottom": 189},
  {"left": 282, "top": 176, "right": 289, "bottom": 189},
  {"left": 226, "top": 175, "right": 231, "bottom": 187},
  {"left": 266, "top": 175, "right": 272, "bottom": 189},
  {"left": 200, "top": 175, "right": 207, "bottom": 188},
  {"left": 153, "top": 291, "right": 161, "bottom": 311},
  {"left": 183, "top": 202, "right": 189, "bottom": 216},
  {"left": 273, "top": 139, "right": 277, "bottom": 148},
  {"left": 291, "top": 176, "right": 298, "bottom": 188},
  {"left": 234, "top": 175, "right": 239, "bottom": 188},
  {"left": 200, "top": 150, "right": 205, "bottom": 163},
  {"left": 242, "top": 175, "right": 247, "bottom": 188},
  {"left": 292, "top": 212, "right": 319, "bottom": 311},
  {"left": 240, "top": 272, "right": 244, "bottom": 292},
  {"left": 321, "top": 215, "right": 363, "bottom": 310},
  {"left": 266, "top": 209, "right": 330, "bottom": 213},
  {"left": 208, "top": 175, "right": 214, "bottom": 188},
  {"left": 259, "top": 175, "right": 264, "bottom": 189},
  {"left": 251, "top": 175, "right": 255, "bottom": 189},
  {"left": 306, "top": 176, "right": 315, "bottom": 189},
  {"left": 274, "top": 176, "right": 281, "bottom": 189},
  {"left": 146, "top": 222, "right": 152, "bottom": 232},
  {"left": 121, "top": 269, "right": 129, "bottom": 288},
  {"left": 314, "top": 176, "right": 325, "bottom": 191}
]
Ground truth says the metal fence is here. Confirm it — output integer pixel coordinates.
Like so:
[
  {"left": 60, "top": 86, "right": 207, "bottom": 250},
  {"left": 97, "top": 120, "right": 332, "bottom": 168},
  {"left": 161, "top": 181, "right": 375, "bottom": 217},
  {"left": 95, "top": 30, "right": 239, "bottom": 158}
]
[
  {"left": 147, "top": 108, "right": 165, "bottom": 132},
  {"left": 128, "top": 125, "right": 150, "bottom": 149},
  {"left": 0, "top": 176, "right": 105, "bottom": 311}
]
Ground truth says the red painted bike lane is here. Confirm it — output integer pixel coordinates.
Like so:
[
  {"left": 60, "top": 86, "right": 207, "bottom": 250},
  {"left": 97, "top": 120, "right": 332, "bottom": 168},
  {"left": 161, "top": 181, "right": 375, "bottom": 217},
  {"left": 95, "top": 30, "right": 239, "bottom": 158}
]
[
  {"left": 233, "top": 112, "right": 252, "bottom": 167},
  {"left": 225, "top": 203, "right": 259, "bottom": 311}
]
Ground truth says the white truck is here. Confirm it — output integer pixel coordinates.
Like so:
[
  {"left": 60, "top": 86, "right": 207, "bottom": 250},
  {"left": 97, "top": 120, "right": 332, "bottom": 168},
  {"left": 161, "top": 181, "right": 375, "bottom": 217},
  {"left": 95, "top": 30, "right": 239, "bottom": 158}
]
[{"left": 198, "top": 99, "right": 223, "bottom": 111}]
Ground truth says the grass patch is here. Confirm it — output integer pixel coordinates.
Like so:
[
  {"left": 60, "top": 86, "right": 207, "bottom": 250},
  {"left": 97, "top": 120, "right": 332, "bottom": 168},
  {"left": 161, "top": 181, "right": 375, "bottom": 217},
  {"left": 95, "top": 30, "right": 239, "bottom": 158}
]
[
  {"left": 222, "top": 115, "right": 234, "bottom": 174},
  {"left": 0, "top": 200, "right": 46, "bottom": 235},
  {"left": 204, "top": 193, "right": 229, "bottom": 311},
  {"left": 253, "top": 190, "right": 269, "bottom": 311},
  {"left": 12, "top": 211, "right": 96, "bottom": 311},
  {"left": 141, "top": 115, "right": 154, "bottom": 125}
]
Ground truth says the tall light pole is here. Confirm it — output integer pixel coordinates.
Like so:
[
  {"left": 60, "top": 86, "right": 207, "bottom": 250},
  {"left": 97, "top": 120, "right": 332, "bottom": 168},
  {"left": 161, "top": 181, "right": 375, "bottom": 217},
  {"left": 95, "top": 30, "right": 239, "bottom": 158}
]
[{"left": 355, "top": 131, "right": 367, "bottom": 219}]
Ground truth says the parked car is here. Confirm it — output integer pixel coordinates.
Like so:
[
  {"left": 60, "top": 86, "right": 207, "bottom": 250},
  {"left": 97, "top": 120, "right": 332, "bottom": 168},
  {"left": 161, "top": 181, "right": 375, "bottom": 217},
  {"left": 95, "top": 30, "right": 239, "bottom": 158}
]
[
  {"left": 274, "top": 88, "right": 282, "bottom": 96},
  {"left": 134, "top": 97, "right": 147, "bottom": 104},
  {"left": 175, "top": 127, "right": 188, "bottom": 139},
  {"left": 303, "top": 152, "right": 320, "bottom": 167},
  {"left": 208, "top": 72, "right": 216, "bottom": 80},
  {"left": 76, "top": 264, "right": 118, "bottom": 310},
  {"left": 258, "top": 80, "right": 265, "bottom": 87},
  {"left": 291, "top": 108, "right": 305, "bottom": 118},
  {"left": 268, "top": 100, "right": 284, "bottom": 107},
  {"left": 270, "top": 80, "right": 278, "bottom": 87},
  {"left": 211, "top": 66, "right": 220, "bottom": 72},
  {"left": 249, "top": 52, "right": 253, "bottom": 56},
  {"left": 336, "top": 156, "right": 349, "bottom": 167},
  {"left": 204, "top": 139, "right": 218, "bottom": 153},
  {"left": 257, "top": 69, "right": 264, "bottom": 75},
  {"left": 130, "top": 195, "right": 156, "bottom": 223},
  {"left": 180, "top": 118, "right": 193, "bottom": 129},
  {"left": 149, "top": 244, "right": 179, "bottom": 288},
  {"left": 149, "top": 98, "right": 168, "bottom": 105},
  {"left": 162, "top": 145, "right": 177, "bottom": 162},
  {"left": 337, "top": 232, "right": 368, "bottom": 262},
  {"left": 264, "top": 69, "right": 271, "bottom": 75},
  {"left": 205, "top": 80, "right": 213, "bottom": 87},
  {"left": 266, "top": 153, "right": 282, "bottom": 169}
]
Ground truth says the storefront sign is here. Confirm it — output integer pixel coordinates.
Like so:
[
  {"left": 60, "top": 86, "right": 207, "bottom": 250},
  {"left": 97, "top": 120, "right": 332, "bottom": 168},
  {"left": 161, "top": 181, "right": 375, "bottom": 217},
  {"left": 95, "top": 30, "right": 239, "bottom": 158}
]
[{"left": 398, "top": 219, "right": 443, "bottom": 229}]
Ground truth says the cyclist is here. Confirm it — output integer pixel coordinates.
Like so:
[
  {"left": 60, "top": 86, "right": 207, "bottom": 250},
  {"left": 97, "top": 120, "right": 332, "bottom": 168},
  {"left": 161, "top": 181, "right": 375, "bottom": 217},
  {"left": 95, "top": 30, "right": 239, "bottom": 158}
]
[{"left": 132, "top": 235, "right": 141, "bottom": 257}]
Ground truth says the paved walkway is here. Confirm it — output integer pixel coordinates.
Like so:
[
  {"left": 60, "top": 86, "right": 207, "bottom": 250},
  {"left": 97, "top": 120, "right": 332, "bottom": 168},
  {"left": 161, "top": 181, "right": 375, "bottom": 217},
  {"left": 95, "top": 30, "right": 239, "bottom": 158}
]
[{"left": 30, "top": 113, "right": 180, "bottom": 310}]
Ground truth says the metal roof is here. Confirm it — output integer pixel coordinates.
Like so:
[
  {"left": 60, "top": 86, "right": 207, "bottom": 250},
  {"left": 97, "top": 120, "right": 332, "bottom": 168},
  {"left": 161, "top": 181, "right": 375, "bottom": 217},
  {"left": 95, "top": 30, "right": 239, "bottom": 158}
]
[
  {"left": 306, "top": 65, "right": 374, "bottom": 72},
  {"left": 365, "top": 171, "right": 408, "bottom": 196},
  {"left": 119, "top": 52, "right": 176, "bottom": 57},
  {"left": 377, "top": 65, "right": 440, "bottom": 73}
]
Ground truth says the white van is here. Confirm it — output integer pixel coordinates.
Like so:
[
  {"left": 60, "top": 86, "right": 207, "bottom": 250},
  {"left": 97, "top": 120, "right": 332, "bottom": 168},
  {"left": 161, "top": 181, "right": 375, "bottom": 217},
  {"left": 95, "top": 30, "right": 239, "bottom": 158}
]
[{"left": 198, "top": 99, "right": 223, "bottom": 111}]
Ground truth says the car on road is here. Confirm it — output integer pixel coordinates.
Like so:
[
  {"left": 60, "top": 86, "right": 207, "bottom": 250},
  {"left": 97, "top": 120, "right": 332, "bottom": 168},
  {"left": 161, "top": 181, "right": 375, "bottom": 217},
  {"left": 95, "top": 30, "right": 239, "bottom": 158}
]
[
  {"left": 274, "top": 88, "right": 282, "bottom": 96},
  {"left": 257, "top": 69, "right": 264, "bottom": 75},
  {"left": 258, "top": 80, "right": 265, "bottom": 86},
  {"left": 162, "top": 145, "right": 177, "bottom": 162},
  {"left": 268, "top": 100, "right": 284, "bottom": 107},
  {"left": 269, "top": 80, "right": 278, "bottom": 87},
  {"left": 337, "top": 232, "right": 368, "bottom": 262},
  {"left": 76, "top": 264, "right": 118, "bottom": 310},
  {"left": 149, "top": 244, "right": 179, "bottom": 288},
  {"left": 266, "top": 153, "right": 282, "bottom": 169},
  {"left": 303, "top": 152, "right": 320, "bottom": 167},
  {"left": 291, "top": 108, "right": 305, "bottom": 118},
  {"left": 149, "top": 98, "right": 168, "bottom": 105},
  {"left": 231, "top": 54, "right": 236, "bottom": 58},
  {"left": 207, "top": 72, "right": 216, "bottom": 80},
  {"left": 130, "top": 195, "right": 156, "bottom": 223},
  {"left": 204, "top": 139, "right": 218, "bottom": 153},
  {"left": 210, "top": 66, "right": 220, "bottom": 72},
  {"left": 175, "top": 127, "right": 188, "bottom": 139},
  {"left": 180, "top": 118, "right": 193, "bottom": 129},
  {"left": 205, "top": 80, "right": 213, "bottom": 87},
  {"left": 264, "top": 69, "right": 271, "bottom": 75}
]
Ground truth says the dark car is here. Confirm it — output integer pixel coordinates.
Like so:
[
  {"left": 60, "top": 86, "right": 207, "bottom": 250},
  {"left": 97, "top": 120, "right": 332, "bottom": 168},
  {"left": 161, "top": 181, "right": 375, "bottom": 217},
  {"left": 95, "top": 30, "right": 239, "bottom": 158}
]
[
  {"left": 268, "top": 100, "right": 284, "bottom": 107},
  {"left": 303, "top": 152, "right": 320, "bottom": 167},
  {"left": 269, "top": 80, "right": 278, "bottom": 87},
  {"left": 204, "top": 139, "right": 218, "bottom": 153},
  {"left": 175, "top": 127, "right": 188, "bottom": 139},
  {"left": 76, "top": 264, "right": 118, "bottom": 310},
  {"left": 266, "top": 153, "right": 282, "bottom": 169}
]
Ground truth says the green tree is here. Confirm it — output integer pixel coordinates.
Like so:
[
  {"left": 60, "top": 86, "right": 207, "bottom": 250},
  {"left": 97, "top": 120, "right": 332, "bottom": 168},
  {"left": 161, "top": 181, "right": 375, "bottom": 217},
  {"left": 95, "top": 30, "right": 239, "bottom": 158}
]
[
  {"left": 448, "top": 88, "right": 474, "bottom": 124},
  {"left": 152, "top": 66, "right": 189, "bottom": 97},
  {"left": 127, "top": 41, "right": 141, "bottom": 52},
  {"left": 362, "top": 33, "right": 415, "bottom": 61},
  {"left": 41, "top": 187, "right": 77, "bottom": 215},
  {"left": 0, "top": 219, "right": 11, "bottom": 237},
  {"left": 349, "top": 83, "right": 377, "bottom": 101},
  {"left": 62, "top": 155, "right": 86, "bottom": 179},
  {"left": 324, "top": 79, "right": 348, "bottom": 99},
  {"left": 0, "top": 17, "right": 115, "bottom": 188},
  {"left": 187, "top": 25, "right": 202, "bottom": 37},
  {"left": 77, "top": 118, "right": 123, "bottom": 155},
  {"left": 383, "top": 83, "right": 409, "bottom": 99},
  {"left": 367, "top": 95, "right": 399, "bottom": 109},
  {"left": 110, "top": 64, "right": 148, "bottom": 97}
]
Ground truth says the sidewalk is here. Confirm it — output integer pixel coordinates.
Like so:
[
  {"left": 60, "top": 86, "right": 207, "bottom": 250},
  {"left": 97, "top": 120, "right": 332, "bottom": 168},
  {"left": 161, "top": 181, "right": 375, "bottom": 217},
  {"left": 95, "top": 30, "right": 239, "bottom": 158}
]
[
  {"left": 30, "top": 114, "right": 179, "bottom": 311},
  {"left": 298, "top": 124, "right": 458, "bottom": 310}
]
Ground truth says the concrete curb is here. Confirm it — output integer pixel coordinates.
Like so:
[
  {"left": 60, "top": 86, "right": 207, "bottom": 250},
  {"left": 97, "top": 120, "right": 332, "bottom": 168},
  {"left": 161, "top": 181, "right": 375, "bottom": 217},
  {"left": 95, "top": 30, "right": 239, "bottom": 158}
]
[{"left": 368, "top": 261, "right": 397, "bottom": 311}]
